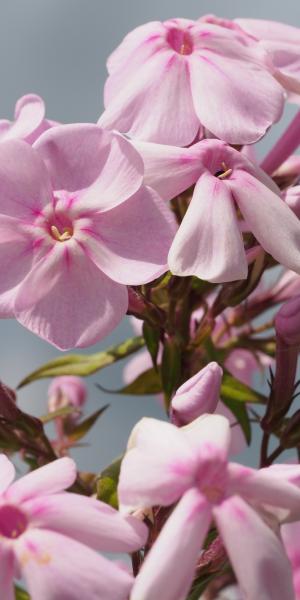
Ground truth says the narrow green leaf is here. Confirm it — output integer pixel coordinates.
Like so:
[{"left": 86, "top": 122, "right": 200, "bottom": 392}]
[
  {"left": 143, "top": 322, "right": 160, "bottom": 368},
  {"left": 97, "top": 456, "right": 123, "bottom": 509},
  {"left": 98, "top": 368, "right": 162, "bottom": 395},
  {"left": 18, "top": 336, "right": 144, "bottom": 388},
  {"left": 15, "top": 585, "right": 30, "bottom": 599},
  {"left": 221, "top": 374, "right": 266, "bottom": 404},
  {"left": 66, "top": 405, "right": 109, "bottom": 443},
  {"left": 222, "top": 396, "right": 251, "bottom": 444},
  {"left": 40, "top": 405, "right": 75, "bottom": 423},
  {"left": 161, "top": 338, "right": 181, "bottom": 403}
]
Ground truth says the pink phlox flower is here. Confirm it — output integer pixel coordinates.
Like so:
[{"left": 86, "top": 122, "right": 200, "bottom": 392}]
[
  {"left": 119, "top": 415, "right": 300, "bottom": 600},
  {"left": 134, "top": 138, "right": 300, "bottom": 283},
  {"left": 0, "top": 454, "right": 147, "bottom": 599},
  {"left": 0, "top": 95, "right": 55, "bottom": 145},
  {"left": 48, "top": 376, "right": 87, "bottom": 422},
  {"left": 282, "top": 521, "right": 300, "bottom": 599},
  {"left": 98, "top": 17, "right": 284, "bottom": 146},
  {"left": 0, "top": 125, "right": 175, "bottom": 349},
  {"left": 235, "top": 19, "right": 300, "bottom": 104}
]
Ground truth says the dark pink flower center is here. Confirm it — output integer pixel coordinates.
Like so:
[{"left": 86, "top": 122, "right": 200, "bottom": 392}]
[
  {"left": 167, "top": 28, "right": 193, "bottom": 55},
  {"left": 0, "top": 505, "right": 28, "bottom": 538}
]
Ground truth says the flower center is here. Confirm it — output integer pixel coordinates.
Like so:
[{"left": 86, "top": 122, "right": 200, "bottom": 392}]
[
  {"left": 214, "top": 162, "right": 232, "bottom": 180},
  {"left": 202, "top": 485, "right": 224, "bottom": 504},
  {"left": 0, "top": 505, "right": 28, "bottom": 538},
  {"left": 50, "top": 225, "right": 73, "bottom": 242},
  {"left": 167, "top": 28, "right": 193, "bottom": 55}
]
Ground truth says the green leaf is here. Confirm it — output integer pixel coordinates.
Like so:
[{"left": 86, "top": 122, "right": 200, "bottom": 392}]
[
  {"left": 99, "top": 367, "right": 162, "bottom": 395},
  {"left": 143, "top": 322, "right": 160, "bottom": 368},
  {"left": 15, "top": 585, "right": 30, "bottom": 599},
  {"left": 18, "top": 336, "right": 144, "bottom": 387},
  {"left": 222, "top": 396, "right": 251, "bottom": 444},
  {"left": 221, "top": 374, "right": 266, "bottom": 404},
  {"left": 66, "top": 405, "right": 109, "bottom": 443},
  {"left": 40, "top": 405, "right": 75, "bottom": 423},
  {"left": 161, "top": 338, "right": 181, "bottom": 404},
  {"left": 97, "top": 456, "right": 123, "bottom": 509}
]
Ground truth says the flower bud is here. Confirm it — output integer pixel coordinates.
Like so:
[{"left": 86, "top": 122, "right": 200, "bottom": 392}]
[
  {"left": 275, "top": 295, "right": 300, "bottom": 346},
  {"left": 48, "top": 376, "right": 87, "bottom": 421},
  {"left": 170, "top": 362, "right": 223, "bottom": 426}
]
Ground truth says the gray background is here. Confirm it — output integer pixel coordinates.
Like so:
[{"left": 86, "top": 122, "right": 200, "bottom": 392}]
[{"left": 0, "top": 0, "right": 299, "bottom": 474}]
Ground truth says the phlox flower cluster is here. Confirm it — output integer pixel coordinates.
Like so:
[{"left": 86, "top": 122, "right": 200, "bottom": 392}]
[{"left": 2, "top": 10, "right": 300, "bottom": 600}]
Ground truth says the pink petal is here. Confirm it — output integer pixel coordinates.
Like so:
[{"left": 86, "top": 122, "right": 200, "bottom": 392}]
[
  {"left": 104, "top": 22, "right": 165, "bottom": 103},
  {"left": 189, "top": 39, "right": 284, "bottom": 144},
  {"left": 76, "top": 132, "right": 144, "bottom": 212},
  {"left": 25, "top": 493, "right": 148, "bottom": 553},
  {"left": 131, "top": 488, "right": 211, "bottom": 600},
  {"left": 182, "top": 414, "right": 231, "bottom": 461},
  {"left": 100, "top": 51, "right": 199, "bottom": 146},
  {"left": 132, "top": 140, "right": 203, "bottom": 201},
  {"left": 118, "top": 418, "right": 197, "bottom": 509},
  {"left": 227, "top": 463, "right": 300, "bottom": 522},
  {"left": 0, "top": 215, "right": 34, "bottom": 316},
  {"left": 230, "top": 172, "right": 300, "bottom": 275},
  {"left": 14, "top": 244, "right": 128, "bottom": 350},
  {"left": 15, "top": 529, "right": 133, "bottom": 600},
  {"left": 1, "top": 94, "right": 45, "bottom": 142},
  {"left": 171, "top": 362, "right": 222, "bottom": 425},
  {"left": 214, "top": 495, "right": 295, "bottom": 600},
  {"left": 215, "top": 402, "right": 246, "bottom": 456},
  {"left": 0, "top": 545, "right": 15, "bottom": 600},
  {"left": 0, "top": 139, "right": 52, "bottom": 218},
  {"left": 34, "top": 123, "right": 110, "bottom": 191},
  {"left": 168, "top": 172, "right": 248, "bottom": 283},
  {"left": 0, "top": 455, "right": 15, "bottom": 494},
  {"left": 6, "top": 457, "right": 76, "bottom": 503},
  {"left": 85, "top": 186, "right": 176, "bottom": 285}
]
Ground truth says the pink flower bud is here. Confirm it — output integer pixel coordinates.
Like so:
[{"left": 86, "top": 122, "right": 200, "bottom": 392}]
[
  {"left": 48, "top": 376, "right": 87, "bottom": 420},
  {"left": 275, "top": 295, "right": 300, "bottom": 346},
  {"left": 170, "top": 362, "right": 223, "bottom": 426}
]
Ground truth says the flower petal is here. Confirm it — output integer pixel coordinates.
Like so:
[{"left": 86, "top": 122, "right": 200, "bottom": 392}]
[
  {"left": 0, "top": 455, "right": 15, "bottom": 493},
  {"left": 230, "top": 172, "right": 300, "bottom": 275},
  {"left": 99, "top": 52, "right": 199, "bottom": 146},
  {"left": 214, "top": 495, "right": 295, "bottom": 600},
  {"left": 25, "top": 493, "right": 148, "bottom": 553},
  {"left": 132, "top": 140, "right": 203, "bottom": 201},
  {"left": 168, "top": 173, "right": 248, "bottom": 283},
  {"left": 75, "top": 132, "right": 144, "bottom": 212},
  {"left": 14, "top": 244, "right": 128, "bottom": 350},
  {"left": 0, "top": 215, "right": 34, "bottom": 316},
  {"left": 189, "top": 38, "right": 284, "bottom": 144},
  {"left": 85, "top": 186, "right": 176, "bottom": 285},
  {"left": 227, "top": 463, "right": 300, "bottom": 522},
  {"left": 181, "top": 414, "right": 231, "bottom": 461},
  {"left": 0, "top": 545, "right": 15, "bottom": 600},
  {"left": 15, "top": 529, "right": 133, "bottom": 600},
  {"left": 6, "top": 457, "right": 76, "bottom": 503},
  {"left": 0, "top": 139, "right": 52, "bottom": 218},
  {"left": 131, "top": 489, "right": 211, "bottom": 600},
  {"left": 1, "top": 94, "right": 45, "bottom": 142},
  {"left": 118, "top": 418, "right": 197, "bottom": 510}
]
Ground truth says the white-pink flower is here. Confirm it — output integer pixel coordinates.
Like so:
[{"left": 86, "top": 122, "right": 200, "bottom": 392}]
[
  {"left": 0, "top": 95, "right": 54, "bottom": 144},
  {"left": 0, "top": 125, "right": 175, "bottom": 349},
  {"left": 119, "top": 415, "right": 300, "bottom": 600},
  {"left": 0, "top": 455, "right": 147, "bottom": 599},
  {"left": 98, "top": 18, "right": 284, "bottom": 146},
  {"left": 135, "top": 138, "right": 300, "bottom": 282},
  {"left": 235, "top": 18, "right": 300, "bottom": 103}
]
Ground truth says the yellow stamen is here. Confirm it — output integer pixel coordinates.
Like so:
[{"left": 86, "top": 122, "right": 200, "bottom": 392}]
[
  {"left": 51, "top": 225, "right": 73, "bottom": 242},
  {"left": 217, "top": 161, "right": 232, "bottom": 180}
]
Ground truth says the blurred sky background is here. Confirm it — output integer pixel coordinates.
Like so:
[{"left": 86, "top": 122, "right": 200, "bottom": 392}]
[{"left": 0, "top": 0, "right": 300, "bottom": 474}]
